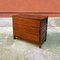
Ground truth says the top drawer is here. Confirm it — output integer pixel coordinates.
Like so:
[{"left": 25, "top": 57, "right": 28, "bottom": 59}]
[{"left": 13, "top": 16, "right": 40, "bottom": 28}]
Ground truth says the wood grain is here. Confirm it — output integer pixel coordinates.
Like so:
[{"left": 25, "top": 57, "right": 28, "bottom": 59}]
[
  {"left": 13, "top": 15, "right": 48, "bottom": 47},
  {"left": 13, "top": 16, "right": 40, "bottom": 27}
]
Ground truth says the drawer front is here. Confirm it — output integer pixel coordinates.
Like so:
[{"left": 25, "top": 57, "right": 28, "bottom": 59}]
[
  {"left": 13, "top": 16, "right": 40, "bottom": 27},
  {"left": 13, "top": 23, "right": 40, "bottom": 36},
  {"left": 13, "top": 30, "right": 39, "bottom": 44}
]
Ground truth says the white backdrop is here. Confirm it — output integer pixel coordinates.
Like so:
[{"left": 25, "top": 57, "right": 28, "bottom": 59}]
[
  {"left": 48, "top": 17, "right": 60, "bottom": 27},
  {"left": 0, "top": 17, "right": 12, "bottom": 27}
]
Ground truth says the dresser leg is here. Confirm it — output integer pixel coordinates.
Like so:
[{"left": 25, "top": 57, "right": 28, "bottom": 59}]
[
  {"left": 13, "top": 35, "right": 16, "bottom": 39},
  {"left": 44, "top": 33, "right": 47, "bottom": 41},
  {"left": 45, "top": 29, "right": 47, "bottom": 41},
  {"left": 39, "top": 46, "right": 41, "bottom": 48},
  {"left": 39, "top": 44, "right": 41, "bottom": 48},
  {"left": 44, "top": 38, "right": 46, "bottom": 41}
]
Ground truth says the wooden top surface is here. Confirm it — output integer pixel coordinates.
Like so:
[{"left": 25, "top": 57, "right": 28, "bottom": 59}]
[{"left": 13, "top": 14, "right": 48, "bottom": 20}]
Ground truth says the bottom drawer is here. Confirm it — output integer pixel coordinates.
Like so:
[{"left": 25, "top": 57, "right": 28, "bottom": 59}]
[
  {"left": 13, "top": 24, "right": 39, "bottom": 36},
  {"left": 13, "top": 30, "right": 40, "bottom": 44}
]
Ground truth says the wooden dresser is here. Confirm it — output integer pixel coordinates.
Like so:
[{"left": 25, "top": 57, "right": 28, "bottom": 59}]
[{"left": 13, "top": 15, "right": 48, "bottom": 47}]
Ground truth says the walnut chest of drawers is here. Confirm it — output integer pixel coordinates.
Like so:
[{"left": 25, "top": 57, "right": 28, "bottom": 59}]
[{"left": 13, "top": 15, "right": 48, "bottom": 47}]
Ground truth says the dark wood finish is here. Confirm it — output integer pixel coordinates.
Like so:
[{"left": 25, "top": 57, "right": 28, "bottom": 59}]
[{"left": 13, "top": 15, "right": 48, "bottom": 47}]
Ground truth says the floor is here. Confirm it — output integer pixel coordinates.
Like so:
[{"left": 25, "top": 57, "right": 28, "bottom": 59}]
[{"left": 0, "top": 26, "right": 60, "bottom": 60}]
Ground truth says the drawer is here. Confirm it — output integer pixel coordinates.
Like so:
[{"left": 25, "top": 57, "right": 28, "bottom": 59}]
[
  {"left": 13, "top": 24, "right": 40, "bottom": 36},
  {"left": 14, "top": 30, "right": 39, "bottom": 44},
  {"left": 13, "top": 16, "right": 40, "bottom": 28}
]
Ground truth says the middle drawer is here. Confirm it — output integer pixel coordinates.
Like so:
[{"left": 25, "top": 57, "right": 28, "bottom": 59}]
[{"left": 13, "top": 23, "right": 40, "bottom": 36}]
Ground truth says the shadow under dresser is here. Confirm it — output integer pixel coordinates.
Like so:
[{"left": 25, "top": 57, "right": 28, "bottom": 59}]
[{"left": 13, "top": 15, "right": 48, "bottom": 48}]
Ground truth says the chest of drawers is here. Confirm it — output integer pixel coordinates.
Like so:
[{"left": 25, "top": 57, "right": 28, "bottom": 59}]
[{"left": 13, "top": 15, "right": 48, "bottom": 47}]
